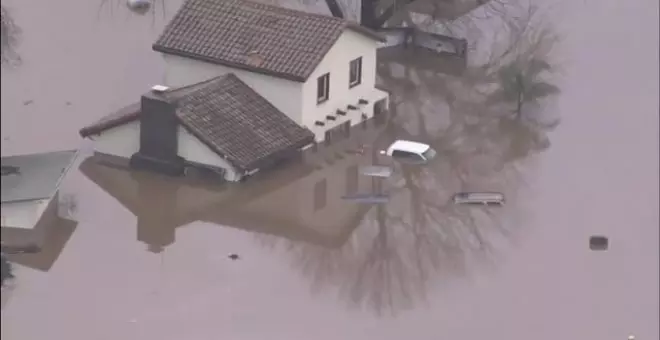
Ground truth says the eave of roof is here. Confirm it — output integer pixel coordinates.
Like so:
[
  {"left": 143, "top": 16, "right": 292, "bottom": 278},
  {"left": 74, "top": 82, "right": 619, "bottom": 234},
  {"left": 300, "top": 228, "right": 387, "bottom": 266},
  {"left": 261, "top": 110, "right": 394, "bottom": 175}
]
[{"left": 79, "top": 103, "right": 141, "bottom": 138}]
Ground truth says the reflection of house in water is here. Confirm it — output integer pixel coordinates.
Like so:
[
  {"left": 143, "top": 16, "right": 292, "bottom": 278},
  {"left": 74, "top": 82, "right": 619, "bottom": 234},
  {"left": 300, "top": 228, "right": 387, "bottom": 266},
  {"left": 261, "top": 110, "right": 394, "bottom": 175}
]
[
  {"left": 80, "top": 120, "right": 387, "bottom": 253},
  {"left": 5, "top": 217, "right": 77, "bottom": 272}
]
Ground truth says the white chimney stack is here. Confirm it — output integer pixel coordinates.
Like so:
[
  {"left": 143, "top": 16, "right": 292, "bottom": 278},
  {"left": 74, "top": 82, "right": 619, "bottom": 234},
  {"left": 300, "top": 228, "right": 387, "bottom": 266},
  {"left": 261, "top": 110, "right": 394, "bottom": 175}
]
[{"left": 151, "top": 85, "right": 169, "bottom": 94}]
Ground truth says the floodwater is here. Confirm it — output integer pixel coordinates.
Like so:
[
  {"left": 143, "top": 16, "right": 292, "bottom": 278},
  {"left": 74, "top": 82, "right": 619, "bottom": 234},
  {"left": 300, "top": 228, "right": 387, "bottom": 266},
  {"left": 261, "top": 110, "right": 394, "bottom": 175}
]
[{"left": 1, "top": 0, "right": 658, "bottom": 339}]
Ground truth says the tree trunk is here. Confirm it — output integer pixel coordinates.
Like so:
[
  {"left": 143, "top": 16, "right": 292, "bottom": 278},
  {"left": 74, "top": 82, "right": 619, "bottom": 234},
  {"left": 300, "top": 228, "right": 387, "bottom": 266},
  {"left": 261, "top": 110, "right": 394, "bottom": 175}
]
[
  {"left": 515, "top": 74, "right": 524, "bottom": 119},
  {"left": 325, "top": 0, "right": 344, "bottom": 18},
  {"left": 361, "top": 0, "right": 378, "bottom": 28}
]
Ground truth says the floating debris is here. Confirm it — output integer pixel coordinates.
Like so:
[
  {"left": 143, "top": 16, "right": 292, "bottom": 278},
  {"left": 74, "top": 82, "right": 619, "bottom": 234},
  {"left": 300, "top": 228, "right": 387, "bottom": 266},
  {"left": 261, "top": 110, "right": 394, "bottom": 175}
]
[
  {"left": 127, "top": 0, "right": 151, "bottom": 15},
  {"left": 589, "top": 236, "right": 608, "bottom": 251},
  {"left": 452, "top": 192, "right": 505, "bottom": 206},
  {"left": 360, "top": 165, "right": 393, "bottom": 178},
  {"left": 228, "top": 253, "right": 240, "bottom": 260},
  {"left": 341, "top": 193, "right": 389, "bottom": 204}
]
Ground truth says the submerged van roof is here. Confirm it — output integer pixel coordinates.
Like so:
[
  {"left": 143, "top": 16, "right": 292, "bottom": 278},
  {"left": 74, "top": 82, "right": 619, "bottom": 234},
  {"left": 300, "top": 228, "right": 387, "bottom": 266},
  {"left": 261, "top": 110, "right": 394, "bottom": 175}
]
[{"left": 388, "top": 140, "right": 430, "bottom": 154}]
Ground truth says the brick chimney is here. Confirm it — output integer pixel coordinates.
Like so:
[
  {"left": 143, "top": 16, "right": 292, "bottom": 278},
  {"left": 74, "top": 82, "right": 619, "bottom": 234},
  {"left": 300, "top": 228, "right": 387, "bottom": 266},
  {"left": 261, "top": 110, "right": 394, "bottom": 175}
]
[{"left": 129, "top": 87, "right": 185, "bottom": 176}]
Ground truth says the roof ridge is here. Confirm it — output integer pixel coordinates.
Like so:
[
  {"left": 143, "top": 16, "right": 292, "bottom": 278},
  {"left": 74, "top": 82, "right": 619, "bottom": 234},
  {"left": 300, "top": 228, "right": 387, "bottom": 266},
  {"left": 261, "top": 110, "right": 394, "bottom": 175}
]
[
  {"left": 152, "top": 0, "right": 383, "bottom": 81},
  {"left": 227, "top": 0, "right": 348, "bottom": 25}
]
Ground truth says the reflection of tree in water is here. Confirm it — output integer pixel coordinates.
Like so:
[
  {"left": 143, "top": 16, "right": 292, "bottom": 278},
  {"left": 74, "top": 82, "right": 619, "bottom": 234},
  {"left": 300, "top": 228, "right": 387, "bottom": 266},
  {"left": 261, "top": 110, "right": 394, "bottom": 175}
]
[
  {"left": 1, "top": 5, "right": 20, "bottom": 66},
  {"left": 257, "top": 2, "right": 561, "bottom": 316}
]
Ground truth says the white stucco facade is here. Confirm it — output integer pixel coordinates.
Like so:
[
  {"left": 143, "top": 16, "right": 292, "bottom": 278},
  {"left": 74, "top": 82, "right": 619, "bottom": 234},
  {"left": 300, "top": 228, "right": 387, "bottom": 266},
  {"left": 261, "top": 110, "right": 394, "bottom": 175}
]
[
  {"left": 160, "top": 30, "right": 389, "bottom": 143},
  {"left": 302, "top": 30, "right": 389, "bottom": 141},
  {"left": 89, "top": 121, "right": 241, "bottom": 181},
  {"left": 162, "top": 55, "right": 304, "bottom": 124}
]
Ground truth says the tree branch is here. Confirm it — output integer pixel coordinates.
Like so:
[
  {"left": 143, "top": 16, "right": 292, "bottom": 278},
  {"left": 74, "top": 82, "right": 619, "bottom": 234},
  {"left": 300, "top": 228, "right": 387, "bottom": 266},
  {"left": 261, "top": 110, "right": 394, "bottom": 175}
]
[{"left": 371, "top": 0, "right": 416, "bottom": 29}]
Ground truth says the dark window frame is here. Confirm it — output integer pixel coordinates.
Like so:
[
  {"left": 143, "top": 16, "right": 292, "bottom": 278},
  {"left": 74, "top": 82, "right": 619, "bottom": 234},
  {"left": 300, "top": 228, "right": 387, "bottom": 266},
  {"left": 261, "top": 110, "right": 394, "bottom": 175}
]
[
  {"left": 317, "top": 73, "right": 330, "bottom": 104},
  {"left": 349, "top": 57, "right": 362, "bottom": 88}
]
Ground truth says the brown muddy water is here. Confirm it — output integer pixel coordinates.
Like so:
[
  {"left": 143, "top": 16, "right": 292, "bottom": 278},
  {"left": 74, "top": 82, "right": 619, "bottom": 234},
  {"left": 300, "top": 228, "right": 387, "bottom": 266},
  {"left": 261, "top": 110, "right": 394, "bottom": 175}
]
[{"left": 1, "top": 0, "right": 658, "bottom": 339}]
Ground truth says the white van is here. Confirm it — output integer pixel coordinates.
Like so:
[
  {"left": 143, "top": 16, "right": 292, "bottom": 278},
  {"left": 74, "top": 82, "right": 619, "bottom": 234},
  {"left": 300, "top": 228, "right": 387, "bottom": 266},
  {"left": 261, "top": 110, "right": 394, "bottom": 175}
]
[{"left": 380, "top": 140, "right": 437, "bottom": 164}]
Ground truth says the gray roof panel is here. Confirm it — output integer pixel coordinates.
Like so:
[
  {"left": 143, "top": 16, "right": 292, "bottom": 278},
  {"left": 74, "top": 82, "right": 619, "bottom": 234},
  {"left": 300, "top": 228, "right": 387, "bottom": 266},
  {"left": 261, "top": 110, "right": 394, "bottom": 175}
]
[{"left": 1, "top": 150, "right": 78, "bottom": 203}]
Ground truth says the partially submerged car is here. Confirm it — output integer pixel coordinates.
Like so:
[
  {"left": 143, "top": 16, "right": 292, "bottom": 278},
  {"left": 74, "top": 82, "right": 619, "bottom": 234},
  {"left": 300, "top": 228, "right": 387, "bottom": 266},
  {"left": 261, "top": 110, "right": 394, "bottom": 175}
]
[
  {"left": 452, "top": 192, "right": 505, "bottom": 206},
  {"left": 380, "top": 140, "right": 437, "bottom": 164}
]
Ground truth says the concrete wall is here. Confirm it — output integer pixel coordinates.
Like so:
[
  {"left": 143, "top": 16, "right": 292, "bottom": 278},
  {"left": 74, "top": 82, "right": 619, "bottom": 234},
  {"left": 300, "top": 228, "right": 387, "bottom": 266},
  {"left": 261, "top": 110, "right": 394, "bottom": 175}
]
[
  {"left": 161, "top": 54, "right": 304, "bottom": 124},
  {"left": 1, "top": 193, "right": 57, "bottom": 246},
  {"left": 302, "top": 30, "right": 389, "bottom": 141},
  {"left": 90, "top": 121, "right": 241, "bottom": 181},
  {"left": 1, "top": 198, "right": 50, "bottom": 230}
]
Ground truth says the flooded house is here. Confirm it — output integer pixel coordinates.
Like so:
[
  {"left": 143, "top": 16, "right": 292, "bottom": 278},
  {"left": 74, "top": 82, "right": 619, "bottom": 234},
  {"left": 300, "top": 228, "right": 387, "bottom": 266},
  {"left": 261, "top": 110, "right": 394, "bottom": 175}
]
[
  {"left": 80, "top": 119, "right": 387, "bottom": 253},
  {"left": 1, "top": 150, "right": 78, "bottom": 248},
  {"left": 79, "top": 0, "right": 390, "bottom": 181}
]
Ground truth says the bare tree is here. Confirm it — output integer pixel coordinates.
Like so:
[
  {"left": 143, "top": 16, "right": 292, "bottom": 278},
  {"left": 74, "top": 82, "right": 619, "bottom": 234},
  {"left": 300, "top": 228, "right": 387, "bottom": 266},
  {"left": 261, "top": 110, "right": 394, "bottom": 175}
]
[
  {"left": 254, "top": 0, "right": 559, "bottom": 316},
  {"left": 1, "top": 5, "right": 20, "bottom": 66}
]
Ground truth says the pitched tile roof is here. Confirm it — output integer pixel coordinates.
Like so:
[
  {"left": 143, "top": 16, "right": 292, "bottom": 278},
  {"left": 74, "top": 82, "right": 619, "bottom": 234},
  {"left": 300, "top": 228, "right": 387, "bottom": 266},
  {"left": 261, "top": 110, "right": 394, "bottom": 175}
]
[
  {"left": 152, "top": 0, "right": 385, "bottom": 82},
  {"left": 80, "top": 74, "right": 315, "bottom": 172},
  {"left": 174, "top": 74, "right": 314, "bottom": 171}
]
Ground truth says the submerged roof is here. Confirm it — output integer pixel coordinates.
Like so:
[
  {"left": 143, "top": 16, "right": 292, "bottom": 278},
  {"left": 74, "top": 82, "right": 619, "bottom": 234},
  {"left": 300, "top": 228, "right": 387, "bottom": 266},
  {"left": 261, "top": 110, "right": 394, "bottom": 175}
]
[
  {"left": 152, "top": 0, "right": 384, "bottom": 82},
  {"left": 1, "top": 150, "right": 78, "bottom": 203},
  {"left": 79, "top": 74, "right": 315, "bottom": 172}
]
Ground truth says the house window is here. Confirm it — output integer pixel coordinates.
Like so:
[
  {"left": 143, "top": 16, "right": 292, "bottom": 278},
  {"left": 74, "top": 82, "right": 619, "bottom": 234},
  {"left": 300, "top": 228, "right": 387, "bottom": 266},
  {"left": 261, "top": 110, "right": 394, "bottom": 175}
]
[
  {"left": 349, "top": 57, "right": 362, "bottom": 88},
  {"left": 345, "top": 165, "right": 358, "bottom": 195},
  {"left": 313, "top": 179, "right": 327, "bottom": 210},
  {"left": 317, "top": 73, "right": 330, "bottom": 104}
]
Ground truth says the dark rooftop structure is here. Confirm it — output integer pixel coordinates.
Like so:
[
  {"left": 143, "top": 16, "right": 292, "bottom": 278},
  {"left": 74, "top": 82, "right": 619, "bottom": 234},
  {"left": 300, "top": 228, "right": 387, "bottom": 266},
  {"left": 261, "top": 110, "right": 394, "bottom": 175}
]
[
  {"left": 152, "top": 0, "right": 385, "bottom": 82},
  {"left": 80, "top": 74, "right": 315, "bottom": 172},
  {"left": 1, "top": 150, "right": 78, "bottom": 204}
]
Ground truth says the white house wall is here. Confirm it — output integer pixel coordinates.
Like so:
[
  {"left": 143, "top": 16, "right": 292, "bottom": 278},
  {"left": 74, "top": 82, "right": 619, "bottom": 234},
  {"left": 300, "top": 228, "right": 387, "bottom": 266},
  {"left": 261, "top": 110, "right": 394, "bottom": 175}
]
[
  {"left": 90, "top": 121, "right": 240, "bottom": 181},
  {"left": 302, "top": 30, "right": 389, "bottom": 141},
  {"left": 177, "top": 127, "right": 241, "bottom": 181},
  {"left": 161, "top": 54, "right": 304, "bottom": 124},
  {"left": 92, "top": 121, "right": 141, "bottom": 160}
]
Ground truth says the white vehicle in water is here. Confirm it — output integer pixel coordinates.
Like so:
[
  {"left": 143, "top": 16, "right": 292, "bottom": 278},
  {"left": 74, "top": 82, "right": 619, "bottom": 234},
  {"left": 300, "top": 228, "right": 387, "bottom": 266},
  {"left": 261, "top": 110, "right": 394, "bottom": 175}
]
[
  {"left": 452, "top": 192, "right": 505, "bottom": 206},
  {"left": 379, "top": 140, "right": 437, "bottom": 164}
]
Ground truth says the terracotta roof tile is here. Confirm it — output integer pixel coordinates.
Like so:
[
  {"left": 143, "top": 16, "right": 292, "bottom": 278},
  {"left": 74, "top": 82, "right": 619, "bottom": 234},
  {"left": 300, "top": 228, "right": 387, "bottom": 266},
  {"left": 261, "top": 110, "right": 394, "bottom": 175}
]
[
  {"left": 80, "top": 74, "right": 315, "bottom": 172},
  {"left": 175, "top": 74, "right": 314, "bottom": 170},
  {"left": 153, "top": 0, "right": 384, "bottom": 82}
]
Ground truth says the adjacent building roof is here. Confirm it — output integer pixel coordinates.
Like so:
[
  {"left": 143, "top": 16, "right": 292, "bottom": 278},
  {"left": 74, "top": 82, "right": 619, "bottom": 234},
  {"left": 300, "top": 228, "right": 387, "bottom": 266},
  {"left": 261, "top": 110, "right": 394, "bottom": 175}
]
[
  {"left": 152, "top": 0, "right": 385, "bottom": 82},
  {"left": 79, "top": 74, "right": 315, "bottom": 172},
  {"left": 1, "top": 150, "right": 78, "bottom": 203}
]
